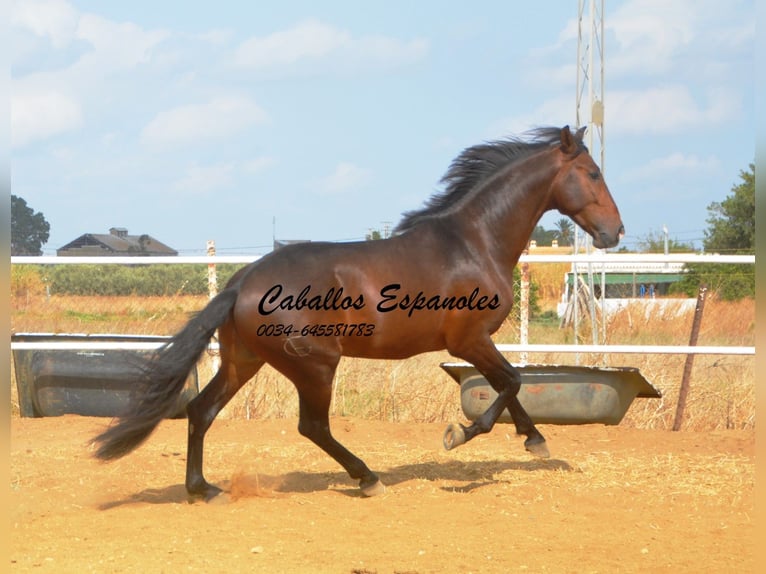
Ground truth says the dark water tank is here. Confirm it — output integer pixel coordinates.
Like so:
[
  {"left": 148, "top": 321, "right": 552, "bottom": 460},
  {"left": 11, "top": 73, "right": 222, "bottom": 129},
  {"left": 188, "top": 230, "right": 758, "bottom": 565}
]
[
  {"left": 440, "top": 362, "right": 661, "bottom": 425},
  {"left": 12, "top": 333, "right": 199, "bottom": 418}
]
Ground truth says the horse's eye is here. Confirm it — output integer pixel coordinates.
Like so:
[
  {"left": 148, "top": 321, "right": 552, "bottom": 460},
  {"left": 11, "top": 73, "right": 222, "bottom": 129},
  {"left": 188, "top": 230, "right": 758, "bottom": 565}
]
[{"left": 589, "top": 171, "right": 600, "bottom": 181}]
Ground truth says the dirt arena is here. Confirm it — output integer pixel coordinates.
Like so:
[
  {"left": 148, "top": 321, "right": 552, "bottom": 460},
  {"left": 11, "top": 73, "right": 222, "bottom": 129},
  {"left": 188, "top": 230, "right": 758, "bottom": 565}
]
[{"left": 10, "top": 415, "right": 754, "bottom": 573}]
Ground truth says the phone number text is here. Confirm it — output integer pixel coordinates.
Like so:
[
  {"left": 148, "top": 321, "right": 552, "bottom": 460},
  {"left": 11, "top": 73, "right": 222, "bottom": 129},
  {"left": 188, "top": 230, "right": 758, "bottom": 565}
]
[{"left": 256, "top": 322, "right": 375, "bottom": 337}]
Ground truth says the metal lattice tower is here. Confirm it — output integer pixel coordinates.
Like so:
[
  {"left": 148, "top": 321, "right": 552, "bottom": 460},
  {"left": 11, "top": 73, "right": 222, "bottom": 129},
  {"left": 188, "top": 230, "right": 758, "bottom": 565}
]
[
  {"left": 572, "top": 0, "right": 606, "bottom": 349},
  {"left": 576, "top": 0, "right": 605, "bottom": 168}
]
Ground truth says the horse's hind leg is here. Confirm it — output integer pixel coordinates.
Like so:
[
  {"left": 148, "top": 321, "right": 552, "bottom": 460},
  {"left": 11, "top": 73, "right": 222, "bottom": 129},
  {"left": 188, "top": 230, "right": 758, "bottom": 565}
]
[
  {"left": 277, "top": 355, "right": 384, "bottom": 496},
  {"left": 505, "top": 395, "right": 549, "bottom": 457},
  {"left": 296, "top": 384, "right": 385, "bottom": 497},
  {"left": 185, "top": 350, "right": 264, "bottom": 501}
]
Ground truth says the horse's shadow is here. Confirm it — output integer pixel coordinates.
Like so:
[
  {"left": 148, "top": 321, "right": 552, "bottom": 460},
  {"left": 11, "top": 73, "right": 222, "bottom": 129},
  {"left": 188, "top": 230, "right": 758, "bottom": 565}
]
[{"left": 98, "top": 456, "right": 573, "bottom": 510}]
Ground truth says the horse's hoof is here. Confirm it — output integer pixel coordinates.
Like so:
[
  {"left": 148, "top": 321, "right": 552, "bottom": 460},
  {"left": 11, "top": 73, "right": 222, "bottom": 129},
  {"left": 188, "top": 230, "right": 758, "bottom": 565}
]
[
  {"left": 443, "top": 423, "right": 466, "bottom": 451},
  {"left": 524, "top": 438, "right": 550, "bottom": 459},
  {"left": 207, "top": 491, "right": 231, "bottom": 505},
  {"left": 187, "top": 483, "right": 223, "bottom": 503},
  {"left": 360, "top": 478, "right": 386, "bottom": 497}
]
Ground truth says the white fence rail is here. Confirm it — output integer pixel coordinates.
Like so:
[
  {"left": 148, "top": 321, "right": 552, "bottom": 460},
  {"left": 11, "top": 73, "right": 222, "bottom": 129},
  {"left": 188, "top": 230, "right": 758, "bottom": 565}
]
[
  {"left": 10, "top": 253, "right": 755, "bottom": 357},
  {"left": 9, "top": 341, "right": 754, "bottom": 355},
  {"left": 10, "top": 255, "right": 260, "bottom": 265},
  {"left": 10, "top": 253, "right": 756, "bottom": 265},
  {"left": 495, "top": 344, "right": 754, "bottom": 356}
]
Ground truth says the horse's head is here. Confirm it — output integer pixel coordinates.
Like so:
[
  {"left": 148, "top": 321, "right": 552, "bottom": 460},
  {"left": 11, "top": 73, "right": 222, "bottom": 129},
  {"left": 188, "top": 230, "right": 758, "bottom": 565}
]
[{"left": 550, "top": 126, "right": 624, "bottom": 249}]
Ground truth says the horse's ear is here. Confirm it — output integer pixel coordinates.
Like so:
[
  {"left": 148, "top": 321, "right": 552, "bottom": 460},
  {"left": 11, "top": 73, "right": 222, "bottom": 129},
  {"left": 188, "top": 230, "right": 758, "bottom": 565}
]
[
  {"left": 559, "top": 125, "right": 577, "bottom": 154},
  {"left": 575, "top": 126, "right": 586, "bottom": 140}
]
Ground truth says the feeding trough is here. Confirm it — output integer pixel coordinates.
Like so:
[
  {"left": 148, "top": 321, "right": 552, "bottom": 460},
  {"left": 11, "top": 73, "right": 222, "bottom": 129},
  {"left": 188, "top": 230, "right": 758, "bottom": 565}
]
[
  {"left": 11, "top": 333, "right": 199, "bottom": 419},
  {"left": 441, "top": 362, "right": 661, "bottom": 425}
]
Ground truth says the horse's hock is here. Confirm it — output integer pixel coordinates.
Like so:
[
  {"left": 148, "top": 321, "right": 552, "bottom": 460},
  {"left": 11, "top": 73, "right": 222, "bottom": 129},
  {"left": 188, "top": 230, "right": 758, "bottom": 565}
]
[{"left": 440, "top": 362, "right": 661, "bottom": 426}]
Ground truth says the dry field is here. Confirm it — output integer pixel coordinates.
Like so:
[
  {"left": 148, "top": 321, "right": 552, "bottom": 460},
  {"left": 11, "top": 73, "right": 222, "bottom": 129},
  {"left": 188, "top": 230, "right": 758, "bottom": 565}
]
[
  {"left": 9, "top": 281, "right": 756, "bottom": 573},
  {"left": 10, "top": 289, "right": 755, "bottom": 431},
  {"left": 10, "top": 415, "right": 755, "bottom": 573}
]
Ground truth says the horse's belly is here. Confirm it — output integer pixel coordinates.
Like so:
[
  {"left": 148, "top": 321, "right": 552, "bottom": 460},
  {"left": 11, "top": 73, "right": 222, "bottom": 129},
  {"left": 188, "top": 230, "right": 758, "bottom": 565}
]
[{"left": 338, "top": 324, "right": 445, "bottom": 359}]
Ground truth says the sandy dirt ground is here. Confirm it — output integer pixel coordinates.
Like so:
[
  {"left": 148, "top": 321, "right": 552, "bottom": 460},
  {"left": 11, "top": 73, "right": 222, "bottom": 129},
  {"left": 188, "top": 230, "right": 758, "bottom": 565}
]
[{"left": 10, "top": 416, "right": 755, "bottom": 573}]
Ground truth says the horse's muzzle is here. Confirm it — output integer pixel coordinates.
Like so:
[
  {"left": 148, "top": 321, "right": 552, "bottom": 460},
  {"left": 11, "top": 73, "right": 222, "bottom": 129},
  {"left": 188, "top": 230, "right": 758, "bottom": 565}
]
[{"left": 594, "top": 224, "right": 624, "bottom": 249}]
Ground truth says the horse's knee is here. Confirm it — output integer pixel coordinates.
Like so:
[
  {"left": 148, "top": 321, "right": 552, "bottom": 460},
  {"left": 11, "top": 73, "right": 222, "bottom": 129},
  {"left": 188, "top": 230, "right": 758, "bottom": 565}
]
[
  {"left": 488, "top": 376, "right": 520, "bottom": 398},
  {"left": 505, "top": 366, "right": 522, "bottom": 390}
]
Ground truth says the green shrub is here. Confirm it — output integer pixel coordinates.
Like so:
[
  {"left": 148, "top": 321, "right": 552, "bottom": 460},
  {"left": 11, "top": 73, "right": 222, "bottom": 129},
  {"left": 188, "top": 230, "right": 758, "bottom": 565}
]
[
  {"left": 675, "top": 262, "right": 755, "bottom": 301},
  {"left": 42, "top": 263, "right": 247, "bottom": 296}
]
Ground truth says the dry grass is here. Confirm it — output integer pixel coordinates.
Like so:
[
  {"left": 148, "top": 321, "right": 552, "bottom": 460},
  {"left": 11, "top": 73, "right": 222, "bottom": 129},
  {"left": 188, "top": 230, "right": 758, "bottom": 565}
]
[
  {"left": 11, "top": 293, "right": 207, "bottom": 335},
  {"left": 10, "top": 289, "right": 754, "bottom": 431},
  {"left": 527, "top": 260, "right": 570, "bottom": 308}
]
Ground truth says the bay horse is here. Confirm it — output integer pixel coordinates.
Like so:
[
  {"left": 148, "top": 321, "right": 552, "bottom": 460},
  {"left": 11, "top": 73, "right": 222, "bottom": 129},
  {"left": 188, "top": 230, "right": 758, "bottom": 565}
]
[{"left": 93, "top": 125, "right": 624, "bottom": 500}]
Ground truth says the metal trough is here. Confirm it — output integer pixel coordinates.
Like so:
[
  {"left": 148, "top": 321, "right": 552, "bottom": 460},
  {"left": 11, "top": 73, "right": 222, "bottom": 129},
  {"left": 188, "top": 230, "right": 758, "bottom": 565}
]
[
  {"left": 11, "top": 333, "right": 199, "bottom": 419},
  {"left": 441, "top": 362, "right": 661, "bottom": 425}
]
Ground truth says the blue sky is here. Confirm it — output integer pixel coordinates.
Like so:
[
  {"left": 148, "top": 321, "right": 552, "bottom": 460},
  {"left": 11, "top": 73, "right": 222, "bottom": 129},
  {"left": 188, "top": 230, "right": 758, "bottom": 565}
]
[{"left": 10, "top": 0, "right": 755, "bottom": 255}]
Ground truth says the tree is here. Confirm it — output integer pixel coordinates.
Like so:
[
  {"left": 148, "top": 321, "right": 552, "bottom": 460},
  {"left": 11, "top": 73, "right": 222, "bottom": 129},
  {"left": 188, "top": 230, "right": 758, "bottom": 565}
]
[
  {"left": 11, "top": 195, "right": 50, "bottom": 256},
  {"left": 365, "top": 223, "right": 392, "bottom": 241},
  {"left": 637, "top": 229, "right": 694, "bottom": 253},
  {"left": 677, "top": 163, "right": 755, "bottom": 300},
  {"left": 704, "top": 163, "right": 755, "bottom": 253},
  {"left": 530, "top": 225, "right": 556, "bottom": 246},
  {"left": 553, "top": 218, "right": 574, "bottom": 246}
]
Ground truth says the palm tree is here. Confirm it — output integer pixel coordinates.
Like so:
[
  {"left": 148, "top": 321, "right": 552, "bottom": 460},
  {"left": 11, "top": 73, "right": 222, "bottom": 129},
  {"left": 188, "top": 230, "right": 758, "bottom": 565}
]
[{"left": 554, "top": 218, "right": 573, "bottom": 246}]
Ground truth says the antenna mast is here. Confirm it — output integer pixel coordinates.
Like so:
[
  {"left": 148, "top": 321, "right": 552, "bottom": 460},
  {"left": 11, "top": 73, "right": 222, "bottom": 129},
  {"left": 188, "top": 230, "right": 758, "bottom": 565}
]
[
  {"left": 573, "top": 0, "right": 606, "bottom": 350},
  {"left": 576, "top": 0, "right": 605, "bottom": 167}
]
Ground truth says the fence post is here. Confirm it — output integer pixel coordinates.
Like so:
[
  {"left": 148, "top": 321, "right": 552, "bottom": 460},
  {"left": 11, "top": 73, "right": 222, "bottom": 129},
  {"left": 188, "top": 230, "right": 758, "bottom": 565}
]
[
  {"left": 207, "top": 240, "right": 218, "bottom": 300},
  {"left": 207, "top": 240, "right": 220, "bottom": 373},
  {"left": 519, "top": 258, "right": 529, "bottom": 366},
  {"left": 672, "top": 284, "right": 708, "bottom": 431}
]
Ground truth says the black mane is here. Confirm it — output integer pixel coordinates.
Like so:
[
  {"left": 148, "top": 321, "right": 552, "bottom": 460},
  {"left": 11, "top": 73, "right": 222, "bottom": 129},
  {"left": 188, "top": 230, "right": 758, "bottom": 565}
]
[{"left": 395, "top": 126, "right": 582, "bottom": 233}]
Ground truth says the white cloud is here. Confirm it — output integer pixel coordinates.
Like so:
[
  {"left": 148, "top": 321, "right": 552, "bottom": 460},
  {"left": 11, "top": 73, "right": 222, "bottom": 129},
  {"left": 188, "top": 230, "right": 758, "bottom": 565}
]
[
  {"left": 141, "top": 95, "right": 269, "bottom": 148},
  {"left": 621, "top": 152, "right": 721, "bottom": 183},
  {"left": 11, "top": 0, "right": 79, "bottom": 48},
  {"left": 196, "top": 28, "right": 235, "bottom": 46},
  {"left": 608, "top": 0, "right": 695, "bottom": 76},
  {"left": 607, "top": 86, "right": 739, "bottom": 135},
  {"left": 487, "top": 95, "right": 574, "bottom": 139},
  {"left": 11, "top": 1, "right": 171, "bottom": 148},
  {"left": 171, "top": 157, "right": 274, "bottom": 195},
  {"left": 11, "top": 89, "right": 82, "bottom": 148},
  {"left": 75, "top": 13, "right": 169, "bottom": 69},
  {"left": 12, "top": 1, "right": 168, "bottom": 70},
  {"left": 316, "top": 162, "right": 371, "bottom": 195},
  {"left": 608, "top": 0, "right": 754, "bottom": 78},
  {"left": 234, "top": 20, "right": 350, "bottom": 69},
  {"left": 352, "top": 34, "right": 429, "bottom": 67},
  {"left": 523, "top": 0, "right": 754, "bottom": 105},
  {"left": 232, "top": 19, "right": 427, "bottom": 71},
  {"left": 242, "top": 156, "right": 276, "bottom": 174},
  {"left": 172, "top": 162, "right": 235, "bottom": 195}
]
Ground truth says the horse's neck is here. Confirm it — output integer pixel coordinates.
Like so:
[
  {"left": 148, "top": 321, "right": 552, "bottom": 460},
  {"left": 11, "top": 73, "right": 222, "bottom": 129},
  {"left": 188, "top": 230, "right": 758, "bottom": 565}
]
[{"left": 459, "top": 151, "right": 559, "bottom": 271}]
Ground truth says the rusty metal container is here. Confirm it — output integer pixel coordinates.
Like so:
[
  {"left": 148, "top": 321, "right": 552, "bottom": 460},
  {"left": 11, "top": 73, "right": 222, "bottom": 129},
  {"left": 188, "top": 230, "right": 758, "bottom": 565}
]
[
  {"left": 12, "top": 333, "right": 198, "bottom": 418},
  {"left": 440, "top": 362, "right": 661, "bottom": 425}
]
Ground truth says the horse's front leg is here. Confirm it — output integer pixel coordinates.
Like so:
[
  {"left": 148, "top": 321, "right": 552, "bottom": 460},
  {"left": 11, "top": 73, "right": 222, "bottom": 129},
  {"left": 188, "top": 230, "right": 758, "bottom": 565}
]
[{"left": 444, "top": 340, "right": 549, "bottom": 458}]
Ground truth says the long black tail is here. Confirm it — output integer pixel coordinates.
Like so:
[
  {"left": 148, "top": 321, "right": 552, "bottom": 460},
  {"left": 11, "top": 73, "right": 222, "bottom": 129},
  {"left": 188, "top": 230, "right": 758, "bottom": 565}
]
[{"left": 92, "top": 287, "right": 240, "bottom": 461}]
